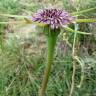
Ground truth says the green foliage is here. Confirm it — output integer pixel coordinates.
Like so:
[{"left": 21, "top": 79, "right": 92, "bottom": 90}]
[{"left": 0, "top": 0, "right": 22, "bottom": 14}]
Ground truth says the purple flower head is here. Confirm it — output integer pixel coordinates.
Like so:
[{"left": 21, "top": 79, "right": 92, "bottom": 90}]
[{"left": 32, "top": 9, "right": 75, "bottom": 29}]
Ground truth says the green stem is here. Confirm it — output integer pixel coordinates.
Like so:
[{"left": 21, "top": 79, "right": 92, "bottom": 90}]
[
  {"left": 39, "top": 27, "right": 60, "bottom": 96},
  {"left": 76, "top": 19, "right": 96, "bottom": 23}
]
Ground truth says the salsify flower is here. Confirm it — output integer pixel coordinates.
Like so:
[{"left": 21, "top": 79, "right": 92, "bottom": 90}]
[
  {"left": 31, "top": 9, "right": 76, "bottom": 96},
  {"left": 31, "top": 9, "right": 76, "bottom": 29}
]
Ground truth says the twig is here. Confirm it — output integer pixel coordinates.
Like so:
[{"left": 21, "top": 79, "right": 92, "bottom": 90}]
[
  {"left": 69, "top": 59, "right": 76, "bottom": 96},
  {"left": 69, "top": 23, "right": 78, "bottom": 96}
]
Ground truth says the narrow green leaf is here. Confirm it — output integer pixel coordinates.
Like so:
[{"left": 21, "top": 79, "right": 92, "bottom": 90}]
[
  {"left": 0, "top": 21, "right": 26, "bottom": 24},
  {"left": 0, "top": 14, "right": 27, "bottom": 18},
  {"left": 24, "top": 18, "right": 47, "bottom": 26},
  {"left": 0, "top": 19, "right": 46, "bottom": 27},
  {"left": 76, "top": 19, "right": 96, "bottom": 23},
  {"left": 64, "top": 27, "right": 92, "bottom": 35}
]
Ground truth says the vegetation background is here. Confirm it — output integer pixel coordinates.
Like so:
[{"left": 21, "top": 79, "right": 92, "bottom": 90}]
[{"left": 0, "top": 0, "right": 96, "bottom": 96}]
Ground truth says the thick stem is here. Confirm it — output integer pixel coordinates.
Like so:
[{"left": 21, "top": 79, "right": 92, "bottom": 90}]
[{"left": 39, "top": 27, "right": 60, "bottom": 96}]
